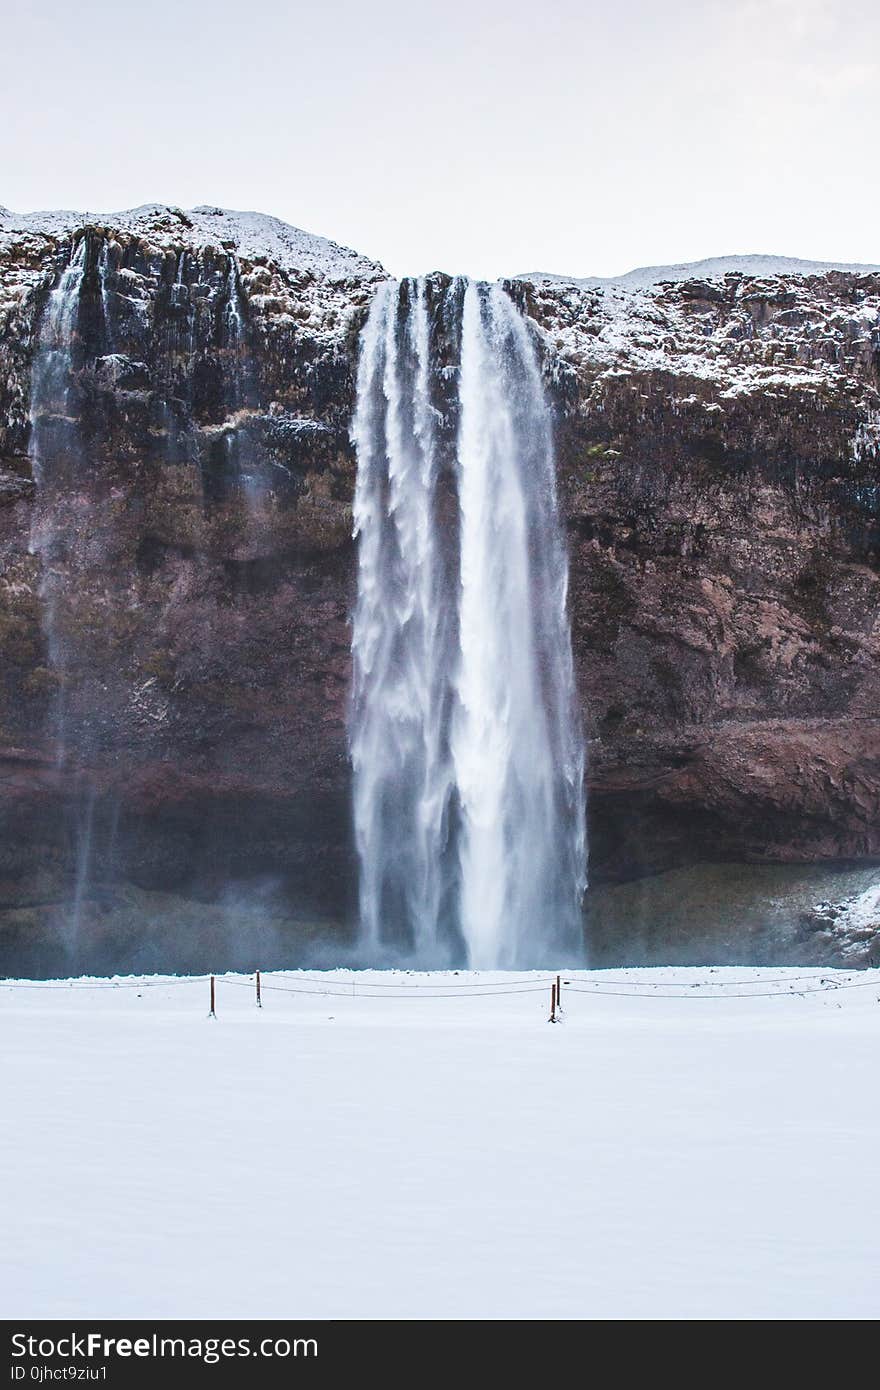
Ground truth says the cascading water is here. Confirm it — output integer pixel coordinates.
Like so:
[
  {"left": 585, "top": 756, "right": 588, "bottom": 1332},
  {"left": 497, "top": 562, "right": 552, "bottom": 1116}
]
[
  {"left": 453, "top": 282, "right": 586, "bottom": 967},
  {"left": 219, "top": 252, "right": 266, "bottom": 522},
  {"left": 351, "top": 277, "right": 586, "bottom": 968},
  {"left": 29, "top": 237, "right": 88, "bottom": 755},
  {"left": 29, "top": 237, "right": 95, "bottom": 947},
  {"left": 351, "top": 279, "right": 458, "bottom": 961}
]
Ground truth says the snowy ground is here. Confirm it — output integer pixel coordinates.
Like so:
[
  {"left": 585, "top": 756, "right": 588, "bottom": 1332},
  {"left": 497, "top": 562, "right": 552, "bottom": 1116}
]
[{"left": 2, "top": 967, "right": 878, "bottom": 1321}]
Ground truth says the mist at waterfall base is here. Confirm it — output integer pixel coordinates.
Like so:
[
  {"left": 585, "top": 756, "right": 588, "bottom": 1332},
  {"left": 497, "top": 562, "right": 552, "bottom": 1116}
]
[{"left": 350, "top": 277, "right": 587, "bottom": 969}]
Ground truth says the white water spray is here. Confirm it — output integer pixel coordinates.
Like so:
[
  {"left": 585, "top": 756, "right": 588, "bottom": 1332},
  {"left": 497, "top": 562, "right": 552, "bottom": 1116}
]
[{"left": 351, "top": 277, "right": 586, "bottom": 967}]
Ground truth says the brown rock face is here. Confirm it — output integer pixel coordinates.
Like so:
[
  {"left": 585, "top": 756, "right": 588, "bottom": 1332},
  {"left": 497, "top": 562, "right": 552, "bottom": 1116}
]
[
  {"left": 1, "top": 210, "right": 879, "bottom": 973},
  {"left": 518, "top": 270, "right": 880, "bottom": 883}
]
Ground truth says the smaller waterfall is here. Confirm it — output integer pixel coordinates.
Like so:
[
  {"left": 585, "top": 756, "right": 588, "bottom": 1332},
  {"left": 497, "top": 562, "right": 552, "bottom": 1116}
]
[
  {"left": 220, "top": 252, "right": 265, "bottom": 521},
  {"left": 28, "top": 237, "right": 88, "bottom": 759},
  {"left": 351, "top": 277, "right": 586, "bottom": 968},
  {"left": 29, "top": 237, "right": 107, "bottom": 949},
  {"left": 172, "top": 249, "right": 189, "bottom": 308},
  {"left": 98, "top": 240, "right": 116, "bottom": 351},
  {"left": 224, "top": 253, "right": 246, "bottom": 343}
]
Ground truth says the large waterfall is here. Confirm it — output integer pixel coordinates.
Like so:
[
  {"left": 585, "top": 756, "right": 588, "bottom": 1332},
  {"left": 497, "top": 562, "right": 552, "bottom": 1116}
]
[{"left": 351, "top": 277, "right": 586, "bottom": 968}]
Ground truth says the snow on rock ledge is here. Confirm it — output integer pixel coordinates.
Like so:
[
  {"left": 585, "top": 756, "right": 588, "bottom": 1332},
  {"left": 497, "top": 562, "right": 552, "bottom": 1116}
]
[
  {"left": 0, "top": 203, "right": 388, "bottom": 351},
  {"left": 1, "top": 204, "right": 385, "bottom": 281},
  {"left": 517, "top": 256, "right": 880, "bottom": 415}
]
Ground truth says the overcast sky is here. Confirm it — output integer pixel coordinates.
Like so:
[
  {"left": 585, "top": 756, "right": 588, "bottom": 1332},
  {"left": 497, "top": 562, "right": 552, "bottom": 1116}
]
[{"left": 2, "top": 0, "right": 877, "bottom": 280}]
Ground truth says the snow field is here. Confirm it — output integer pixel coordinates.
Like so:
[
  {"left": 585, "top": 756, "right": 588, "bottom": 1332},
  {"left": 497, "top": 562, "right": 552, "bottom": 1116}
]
[{"left": 1, "top": 968, "right": 878, "bottom": 1320}]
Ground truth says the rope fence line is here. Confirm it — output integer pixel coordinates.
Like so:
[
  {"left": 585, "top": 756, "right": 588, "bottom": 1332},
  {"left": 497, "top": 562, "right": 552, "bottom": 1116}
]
[
  {"left": 0, "top": 973, "right": 867, "bottom": 995},
  {"left": 2, "top": 968, "right": 878, "bottom": 1008},
  {"left": 560, "top": 970, "right": 867, "bottom": 989},
  {"left": 566, "top": 976, "right": 880, "bottom": 1000},
  {"left": 264, "top": 968, "right": 878, "bottom": 995},
  {"left": 0, "top": 973, "right": 554, "bottom": 997},
  {"left": 0, "top": 975, "right": 210, "bottom": 991},
  {"left": 268, "top": 971, "right": 560, "bottom": 990},
  {"left": 221, "top": 978, "right": 554, "bottom": 1000}
]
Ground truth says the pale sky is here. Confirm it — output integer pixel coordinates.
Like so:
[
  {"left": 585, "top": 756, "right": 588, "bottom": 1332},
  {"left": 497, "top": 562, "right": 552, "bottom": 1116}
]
[{"left": 2, "top": 0, "right": 878, "bottom": 280}]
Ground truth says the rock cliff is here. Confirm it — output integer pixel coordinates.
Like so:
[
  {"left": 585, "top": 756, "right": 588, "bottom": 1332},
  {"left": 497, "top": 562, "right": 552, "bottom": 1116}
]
[
  {"left": 1, "top": 206, "right": 878, "bottom": 972},
  {"left": 518, "top": 264, "right": 880, "bottom": 885}
]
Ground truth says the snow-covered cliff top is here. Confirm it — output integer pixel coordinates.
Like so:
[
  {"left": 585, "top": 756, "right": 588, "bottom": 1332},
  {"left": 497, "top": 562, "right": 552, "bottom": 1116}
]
[
  {"left": 520, "top": 254, "right": 880, "bottom": 419},
  {"left": 0, "top": 203, "right": 385, "bottom": 284},
  {"left": 520, "top": 254, "right": 880, "bottom": 290},
  {"left": 1, "top": 207, "right": 877, "bottom": 420},
  {"left": 0, "top": 204, "right": 387, "bottom": 353}
]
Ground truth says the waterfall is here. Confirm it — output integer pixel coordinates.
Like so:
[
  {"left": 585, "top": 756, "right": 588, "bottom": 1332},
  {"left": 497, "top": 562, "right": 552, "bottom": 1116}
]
[
  {"left": 224, "top": 253, "right": 246, "bottom": 344},
  {"left": 29, "top": 236, "right": 89, "bottom": 760},
  {"left": 351, "top": 279, "right": 457, "bottom": 960},
  {"left": 351, "top": 277, "right": 586, "bottom": 968},
  {"left": 220, "top": 252, "right": 264, "bottom": 521},
  {"left": 28, "top": 236, "right": 104, "bottom": 950}
]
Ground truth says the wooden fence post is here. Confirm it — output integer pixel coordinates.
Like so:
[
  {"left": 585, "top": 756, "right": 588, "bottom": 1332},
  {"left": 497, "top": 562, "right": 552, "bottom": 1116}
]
[
  {"left": 256, "top": 970, "right": 262, "bottom": 1009},
  {"left": 209, "top": 974, "right": 216, "bottom": 1018}
]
